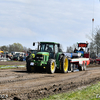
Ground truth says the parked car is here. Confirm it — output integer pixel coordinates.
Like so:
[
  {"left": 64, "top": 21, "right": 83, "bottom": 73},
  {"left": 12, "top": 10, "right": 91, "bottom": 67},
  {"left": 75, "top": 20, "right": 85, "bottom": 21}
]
[
  {"left": 19, "top": 54, "right": 26, "bottom": 61},
  {"left": 12, "top": 52, "right": 26, "bottom": 61}
]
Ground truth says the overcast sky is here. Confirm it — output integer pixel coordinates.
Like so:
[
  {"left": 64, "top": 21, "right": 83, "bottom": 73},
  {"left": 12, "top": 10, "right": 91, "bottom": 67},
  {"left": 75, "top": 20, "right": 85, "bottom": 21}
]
[{"left": 0, "top": 0, "right": 100, "bottom": 51}]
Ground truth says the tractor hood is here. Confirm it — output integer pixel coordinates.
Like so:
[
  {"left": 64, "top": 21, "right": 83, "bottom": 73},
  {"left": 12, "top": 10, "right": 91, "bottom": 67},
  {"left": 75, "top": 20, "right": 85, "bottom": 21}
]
[{"left": 37, "top": 52, "right": 49, "bottom": 56}]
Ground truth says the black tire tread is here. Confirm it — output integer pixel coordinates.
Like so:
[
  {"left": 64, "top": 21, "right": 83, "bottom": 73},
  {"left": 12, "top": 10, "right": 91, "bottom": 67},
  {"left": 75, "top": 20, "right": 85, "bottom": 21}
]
[
  {"left": 61, "top": 56, "right": 68, "bottom": 73},
  {"left": 47, "top": 59, "right": 55, "bottom": 74}
]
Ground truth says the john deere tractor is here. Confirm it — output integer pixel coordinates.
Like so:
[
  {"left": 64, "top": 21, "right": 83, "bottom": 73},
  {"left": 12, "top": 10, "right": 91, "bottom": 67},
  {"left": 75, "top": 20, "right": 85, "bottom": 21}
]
[{"left": 26, "top": 42, "right": 69, "bottom": 74}]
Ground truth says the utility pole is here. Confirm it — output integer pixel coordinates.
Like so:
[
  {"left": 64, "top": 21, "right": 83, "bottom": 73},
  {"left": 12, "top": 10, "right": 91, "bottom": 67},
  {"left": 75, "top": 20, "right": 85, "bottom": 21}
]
[
  {"left": 92, "top": 0, "right": 95, "bottom": 41},
  {"left": 92, "top": 18, "right": 94, "bottom": 41}
]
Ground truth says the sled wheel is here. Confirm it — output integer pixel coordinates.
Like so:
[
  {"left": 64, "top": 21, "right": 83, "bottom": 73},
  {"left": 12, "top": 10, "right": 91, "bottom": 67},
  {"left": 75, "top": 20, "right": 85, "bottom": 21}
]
[
  {"left": 79, "top": 63, "right": 84, "bottom": 71},
  {"left": 83, "top": 62, "right": 87, "bottom": 71},
  {"left": 71, "top": 64, "right": 74, "bottom": 72}
]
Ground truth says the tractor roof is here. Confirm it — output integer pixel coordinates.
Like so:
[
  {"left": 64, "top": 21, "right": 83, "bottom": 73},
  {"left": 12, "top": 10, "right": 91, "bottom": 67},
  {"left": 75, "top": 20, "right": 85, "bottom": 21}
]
[{"left": 40, "top": 42, "right": 59, "bottom": 44}]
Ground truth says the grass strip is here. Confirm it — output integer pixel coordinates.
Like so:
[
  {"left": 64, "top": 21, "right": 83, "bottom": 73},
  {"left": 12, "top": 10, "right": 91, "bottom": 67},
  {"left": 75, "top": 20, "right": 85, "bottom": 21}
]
[
  {"left": 39, "top": 82, "right": 100, "bottom": 100},
  {"left": 0, "top": 65, "right": 25, "bottom": 69}
]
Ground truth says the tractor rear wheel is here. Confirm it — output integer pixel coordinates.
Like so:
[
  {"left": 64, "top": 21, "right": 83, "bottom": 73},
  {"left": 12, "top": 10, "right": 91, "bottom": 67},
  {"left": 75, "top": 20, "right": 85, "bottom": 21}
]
[
  {"left": 47, "top": 59, "right": 56, "bottom": 74},
  {"left": 61, "top": 56, "right": 69, "bottom": 73}
]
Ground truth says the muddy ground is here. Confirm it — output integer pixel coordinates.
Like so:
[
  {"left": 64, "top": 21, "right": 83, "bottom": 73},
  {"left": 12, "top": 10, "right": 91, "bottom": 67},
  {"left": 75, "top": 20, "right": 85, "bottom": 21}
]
[{"left": 0, "top": 61, "right": 100, "bottom": 100}]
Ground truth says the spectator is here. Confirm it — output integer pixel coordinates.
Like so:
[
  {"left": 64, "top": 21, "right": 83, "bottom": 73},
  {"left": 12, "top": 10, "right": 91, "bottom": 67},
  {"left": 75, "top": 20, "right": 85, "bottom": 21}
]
[
  {"left": 79, "top": 47, "right": 84, "bottom": 51},
  {"left": 74, "top": 48, "right": 78, "bottom": 53}
]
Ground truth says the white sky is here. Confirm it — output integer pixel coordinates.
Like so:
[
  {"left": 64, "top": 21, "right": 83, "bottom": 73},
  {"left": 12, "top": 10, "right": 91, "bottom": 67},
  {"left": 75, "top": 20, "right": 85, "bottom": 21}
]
[{"left": 0, "top": 0, "right": 100, "bottom": 51}]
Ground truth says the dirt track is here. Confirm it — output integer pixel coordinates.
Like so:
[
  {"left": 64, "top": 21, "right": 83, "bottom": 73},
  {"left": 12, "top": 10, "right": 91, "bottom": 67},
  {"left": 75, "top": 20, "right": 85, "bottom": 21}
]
[{"left": 0, "top": 63, "right": 100, "bottom": 100}]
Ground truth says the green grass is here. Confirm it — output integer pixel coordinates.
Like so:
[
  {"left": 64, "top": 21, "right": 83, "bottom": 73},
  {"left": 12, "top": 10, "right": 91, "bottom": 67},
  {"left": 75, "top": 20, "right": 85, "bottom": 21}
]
[
  {"left": 0, "top": 65, "right": 25, "bottom": 69},
  {"left": 39, "top": 82, "right": 100, "bottom": 100}
]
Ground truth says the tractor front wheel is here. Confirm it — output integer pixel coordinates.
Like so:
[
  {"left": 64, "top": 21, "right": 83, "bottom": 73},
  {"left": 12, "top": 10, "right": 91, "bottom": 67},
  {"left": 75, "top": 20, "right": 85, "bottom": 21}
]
[
  {"left": 26, "top": 60, "right": 32, "bottom": 72},
  {"left": 47, "top": 59, "right": 56, "bottom": 74}
]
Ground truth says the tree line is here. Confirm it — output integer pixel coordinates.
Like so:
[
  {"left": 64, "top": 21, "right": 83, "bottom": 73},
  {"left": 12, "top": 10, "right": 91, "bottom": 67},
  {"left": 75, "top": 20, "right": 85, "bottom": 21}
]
[
  {"left": 0, "top": 43, "right": 31, "bottom": 53},
  {"left": 89, "top": 27, "right": 100, "bottom": 57}
]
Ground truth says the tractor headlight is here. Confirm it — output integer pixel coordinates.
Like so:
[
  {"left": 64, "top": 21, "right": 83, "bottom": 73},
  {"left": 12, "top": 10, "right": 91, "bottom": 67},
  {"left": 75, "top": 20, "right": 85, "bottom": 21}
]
[
  {"left": 39, "top": 57, "right": 43, "bottom": 60},
  {"left": 36, "top": 57, "right": 43, "bottom": 60},
  {"left": 36, "top": 55, "right": 44, "bottom": 60}
]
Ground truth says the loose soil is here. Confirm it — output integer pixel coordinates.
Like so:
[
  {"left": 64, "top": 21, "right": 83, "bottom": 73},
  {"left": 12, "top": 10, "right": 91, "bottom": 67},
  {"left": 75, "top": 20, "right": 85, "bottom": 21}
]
[{"left": 0, "top": 61, "right": 100, "bottom": 100}]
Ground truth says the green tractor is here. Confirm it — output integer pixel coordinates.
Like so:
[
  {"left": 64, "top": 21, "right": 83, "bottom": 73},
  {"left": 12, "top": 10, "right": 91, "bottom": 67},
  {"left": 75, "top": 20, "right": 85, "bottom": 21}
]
[{"left": 26, "top": 42, "right": 69, "bottom": 74}]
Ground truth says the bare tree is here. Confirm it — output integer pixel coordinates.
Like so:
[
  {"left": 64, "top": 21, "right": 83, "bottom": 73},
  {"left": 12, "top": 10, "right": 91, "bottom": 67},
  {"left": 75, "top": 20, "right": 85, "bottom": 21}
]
[
  {"left": 94, "top": 31, "right": 100, "bottom": 55},
  {"left": 66, "top": 43, "right": 78, "bottom": 53},
  {"left": 88, "top": 26, "right": 100, "bottom": 56},
  {"left": 66, "top": 46, "right": 73, "bottom": 53}
]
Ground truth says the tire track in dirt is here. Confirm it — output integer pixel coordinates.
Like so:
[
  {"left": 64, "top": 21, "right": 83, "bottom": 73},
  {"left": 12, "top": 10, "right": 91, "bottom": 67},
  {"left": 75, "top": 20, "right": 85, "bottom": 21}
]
[
  {"left": 0, "top": 67, "right": 100, "bottom": 100},
  {"left": 0, "top": 70, "right": 90, "bottom": 85}
]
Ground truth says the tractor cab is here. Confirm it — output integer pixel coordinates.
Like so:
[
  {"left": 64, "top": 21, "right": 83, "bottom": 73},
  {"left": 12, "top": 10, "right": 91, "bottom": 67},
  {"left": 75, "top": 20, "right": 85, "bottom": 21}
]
[
  {"left": 33, "top": 42, "right": 62, "bottom": 59},
  {"left": 76, "top": 42, "right": 89, "bottom": 58}
]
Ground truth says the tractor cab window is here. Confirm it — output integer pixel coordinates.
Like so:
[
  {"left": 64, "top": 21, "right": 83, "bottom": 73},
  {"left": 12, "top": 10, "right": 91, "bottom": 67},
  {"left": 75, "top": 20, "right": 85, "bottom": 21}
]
[
  {"left": 46, "top": 44, "right": 54, "bottom": 52},
  {"left": 40, "top": 43, "right": 54, "bottom": 52},
  {"left": 55, "top": 44, "right": 58, "bottom": 53},
  {"left": 40, "top": 44, "right": 46, "bottom": 52},
  {"left": 40, "top": 43, "right": 54, "bottom": 59}
]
